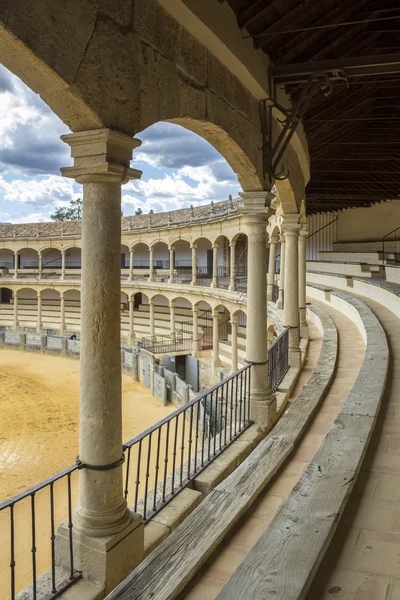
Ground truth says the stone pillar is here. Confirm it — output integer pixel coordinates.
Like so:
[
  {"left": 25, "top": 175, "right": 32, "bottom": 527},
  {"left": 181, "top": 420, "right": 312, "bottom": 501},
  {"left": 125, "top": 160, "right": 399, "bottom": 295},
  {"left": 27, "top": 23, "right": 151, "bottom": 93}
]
[
  {"left": 229, "top": 242, "right": 236, "bottom": 291},
  {"left": 283, "top": 214, "right": 301, "bottom": 366},
  {"left": 149, "top": 299, "right": 155, "bottom": 337},
  {"left": 61, "top": 250, "right": 66, "bottom": 281},
  {"left": 128, "top": 249, "right": 134, "bottom": 282},
  {"left": 192, "top": 305, "right": 200, "bottom": 355},
  {"left": 211, "top": 243, "right": 218, "bottom": 288},
  {"left": 14, "top": 252, "right": 18, "bottom": 279},
  {"left": 277, "top": 233, "right": 286, "bottom": 309},
  {"left": 231, "top": 314, "right": 238, "bottom": 372},
  {"left": 36, "top": 291, "right": 42, "bottom": 333},
  {"left": 148, "top": 247, "right": 154, "bottom": 282},
  {"left": 299, "top": 225, "right": 308, "bottom": 338},
  {"left": 128, "top": 297, "right": 135, "bottom": 345},
  {"left": 170, "top": 300, "right": 175, "bottom": 341},
  {"left": 169, "top": 246, "right": 174, "bottom": 284},
  {"left": 38, "top": 251, "right": 43, "bottom": 279},
  {"left": 267, "top": 235, "right": 277, "bottom": 301},
  {"left": 13, "top": 290, "right": 18, "bottom": 329},
  {"left": 60, "top": 293, "right": 65, "bottom": 336},
  {"left": 59, "top": 129, "right": 143, "bottom": 593},
  {"left": 190, "top": 244, "right": 197, "bottom": 286},
  {"left": 212, "top": 308, "right": 221, "bottom": 367},
  {"left": 240, "top": 191, "right": 276, "bottom": 428}
]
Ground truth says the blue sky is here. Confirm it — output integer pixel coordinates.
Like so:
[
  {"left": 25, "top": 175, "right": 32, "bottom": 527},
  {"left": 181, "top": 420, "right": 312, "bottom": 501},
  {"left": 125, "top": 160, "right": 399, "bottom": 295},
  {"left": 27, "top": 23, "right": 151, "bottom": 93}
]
[{"left": 0, "top": 65, "right": 241, "bottom": 223}]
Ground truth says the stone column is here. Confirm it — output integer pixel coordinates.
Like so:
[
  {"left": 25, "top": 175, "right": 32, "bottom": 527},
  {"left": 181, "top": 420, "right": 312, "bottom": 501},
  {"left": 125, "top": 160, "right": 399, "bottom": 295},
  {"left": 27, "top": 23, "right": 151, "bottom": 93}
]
[
  {"left": 148, "top": 247, "right": 154, "bottom": 282},
  {"left": 128, "top": 249, "right": 134, "bottom": 282},
  {"left": 229, "top": 242, "right": 236, "bottom": 291},
  {"left": 267, "top": 235, "right": 277, "bottom": 301},
  {"left": 14, "top": 252, "right": 18, "bottom": 279},
  {"left": 61, "top": 250, "right": 66, "bottom": 281},
  {"left": 212, "top": 308, "right": 221, "bottom": 368},
  {"left": 170, "top": 300, "right": 175, "bottom": 341},
  {"left": 169, "top": 246, "right": 174, "bottom": 284},
  {"left": 149, "top": 299, "right": 155, "bottom": 337},
  {"left": 277, "top": 233, "right": 286, "bottom": 309},
  {"left": 211, "top": 243, "right": 218, "bottom": 288},
  {"left": 231, "top": 314, "right": 238, "bottom": 372},
  {"left": 36, "top": 291, "right": 42, "bottom": 333},
  {"left": 128, "top": 297, "right": 135, "bottom": 345},
  {"left": 299, "top": 225, "right": 308, "bottom": 338},
  {"left": 13, "top": 290, "right": 18, "bottom": 329},
  {"left": 190, "top": 244, "right": 197, "bottom": 286},
  {"left": 192, "top": 305, "right": 200, "bottom": 355},
  {"left": 60, "top": 292, "right": 65, "bottom": 336},
  {"left": 240, "top": 191, "right": 276, "bottom": 428},
  {"left": 60, "top": 129, "right": 143, "bottom": 593},
  {"left": 283, "top": 214, "right": 301, "bottom": 366},
  {"left": 38, "top": 251, "right": 43, "bottom": 279}
]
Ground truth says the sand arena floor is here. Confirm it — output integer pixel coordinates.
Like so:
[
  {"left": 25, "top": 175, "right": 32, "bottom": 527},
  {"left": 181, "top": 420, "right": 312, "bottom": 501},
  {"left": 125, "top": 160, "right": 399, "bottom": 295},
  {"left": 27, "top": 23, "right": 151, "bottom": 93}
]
[{"left": 0, "top": 348, "right": 174, "bottom": 597}]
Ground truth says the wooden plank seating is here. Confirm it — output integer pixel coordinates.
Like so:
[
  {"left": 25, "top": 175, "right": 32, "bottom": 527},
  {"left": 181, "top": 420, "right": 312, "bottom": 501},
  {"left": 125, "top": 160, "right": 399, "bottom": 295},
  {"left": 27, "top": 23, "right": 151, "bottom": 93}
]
[
  {"left": 106, "top": 305, "right": 338, "bottom": 600},
  {"left": 217, "top": 289, "right": 389, "bottom": 600}
]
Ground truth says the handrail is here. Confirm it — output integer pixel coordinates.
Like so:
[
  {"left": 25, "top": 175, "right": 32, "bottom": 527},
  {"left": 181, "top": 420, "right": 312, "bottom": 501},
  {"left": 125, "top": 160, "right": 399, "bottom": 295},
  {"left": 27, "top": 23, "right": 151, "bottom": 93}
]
[
  {"left": 307, "top": 217, "right": 338, "bottom": 240},
  {"left": 382, "top": 225, "right": 400, "bottom": 265}
]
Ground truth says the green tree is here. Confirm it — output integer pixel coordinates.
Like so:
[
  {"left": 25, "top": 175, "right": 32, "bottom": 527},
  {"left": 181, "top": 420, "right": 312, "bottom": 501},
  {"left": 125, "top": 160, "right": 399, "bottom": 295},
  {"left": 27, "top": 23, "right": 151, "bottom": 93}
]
[
  {"left": 51, "top": 198, "right": 83, "bottom": 221},
  {"left": 135, "top": 207, "right": 143, "bottom": 215}
]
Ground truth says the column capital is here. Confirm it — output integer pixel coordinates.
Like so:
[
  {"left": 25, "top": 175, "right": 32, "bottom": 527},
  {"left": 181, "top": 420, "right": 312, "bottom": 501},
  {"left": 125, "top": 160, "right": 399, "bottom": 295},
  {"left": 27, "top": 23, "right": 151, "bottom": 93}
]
[
  {"left": 190, "top": 242, "right": 197, "bottom": 249},
  {"left": 212, "top": 307, "right": 220, "bottom": 318},
  {"left": 192, "top": 305, "right": 199, "bottom": 314},
  {"left": 299, "top": 226, "right": 309, "bottom": 238},
  {"left": 211, "top": 242, "right": 219, "bottom": 249},
  {"left": 169, "top": 299, "right": 175, "bottom": 308},
  {"left": 281, "top": 213, "right": 301, "bottom": 232},
  {"left": 230, "top": 314, "right": 238, "bottom": 325},
  {"left": 61, "top": 129, "right": 142, "bottom": 184},
  {"left": 169, "top": 245, "right": 175, "bottom": 251},
  {"left": 229, "top": 240, "right": 237, "bottom": 248},
  {"left": 239, "top": 190, "right": 275, "bottom": 218},
  {"left": 269, "top": 234, "right": 279, "bottom": 244}
]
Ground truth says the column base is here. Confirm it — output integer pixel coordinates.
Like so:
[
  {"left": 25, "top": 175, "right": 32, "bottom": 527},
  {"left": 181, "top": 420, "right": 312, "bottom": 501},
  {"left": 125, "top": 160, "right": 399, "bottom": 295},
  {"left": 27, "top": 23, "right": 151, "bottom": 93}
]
[
  {"left": 300, "top": 323, "right": 309, "bottom": 339},
  {"left": 56, "top": 511, "right": 143, "bottom": 595},
  {"left": 190, "top": 280, "right": 197, "bottom": 287},
  {"left": 212, "top": 357, "right": 221, "bottom": 368},
  {"left": 276, "top": 292, "right": 284, "bottom": 309},
  {"left": 250, "top": 390, "right": 277, "bottom": 429},
  {"left": 289, "top": 348, "right": 301, "bottom": 367}
]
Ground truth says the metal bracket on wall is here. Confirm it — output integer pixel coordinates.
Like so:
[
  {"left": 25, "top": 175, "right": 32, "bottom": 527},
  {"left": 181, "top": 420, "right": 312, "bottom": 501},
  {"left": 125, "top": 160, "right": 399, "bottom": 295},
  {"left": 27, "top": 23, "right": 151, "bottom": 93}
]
[{"left": 263, "top": 70, "right": 347, "bottom": 182}]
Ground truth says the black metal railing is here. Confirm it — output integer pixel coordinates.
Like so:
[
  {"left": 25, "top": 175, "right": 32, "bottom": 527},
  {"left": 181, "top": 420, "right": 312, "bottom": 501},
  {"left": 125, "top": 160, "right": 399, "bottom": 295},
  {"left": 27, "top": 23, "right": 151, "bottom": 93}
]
[
  {"left": 268, "top": 327, "right": 289, "bottom": 392},
  {"left": 0, "top": 465, "right": 81, "bottom": 600},
  {"left": 141, "top": 332, "right": 193, "bottom": 354},
  {"left": 271, "top": 283, "right": 279, "bottom": 303},
  {"left": 175, "top": 259, "right": 192, "bottom": 268},
  {"left": 122, "top": 364, "right": 252, "bottom": 521},
  {"left": 383, "top": 225, "right": 400, "bottom": 265}
]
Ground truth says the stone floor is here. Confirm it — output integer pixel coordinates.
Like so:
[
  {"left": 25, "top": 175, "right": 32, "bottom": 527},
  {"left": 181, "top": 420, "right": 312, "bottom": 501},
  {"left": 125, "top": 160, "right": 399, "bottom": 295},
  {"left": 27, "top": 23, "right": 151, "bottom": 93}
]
[
  {"left": 307, "top": 293, "right": 400, "bottom": 600},
  {"left": 185, "top": 303, "right": 366, "bottom": 599}
]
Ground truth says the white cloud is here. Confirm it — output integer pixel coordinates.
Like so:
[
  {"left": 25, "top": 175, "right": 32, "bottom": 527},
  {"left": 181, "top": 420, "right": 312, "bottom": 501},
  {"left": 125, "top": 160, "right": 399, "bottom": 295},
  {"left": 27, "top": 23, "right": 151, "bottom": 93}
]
[
  {"left": 0, "top": 175, "right": 76, "bottom": 207},
  {"left": 6, "top": 212, "right": 51, "bottom": 224}
]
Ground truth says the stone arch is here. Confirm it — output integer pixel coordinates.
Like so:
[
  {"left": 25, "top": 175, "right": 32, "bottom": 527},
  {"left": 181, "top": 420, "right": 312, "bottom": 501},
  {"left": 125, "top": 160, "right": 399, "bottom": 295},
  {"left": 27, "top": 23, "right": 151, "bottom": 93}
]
[
  {"left": 18, "top": 248, "right": 39, "bottom": 270},
  {"left": 131, "top": 242, "right": 150, "bottom": 271},
  {"left": 171, "top": 296, "right": 192, "bottom": 310},
  {"left": 193, "top": 237, "right": 213, "bottom": 284},
  {"left": 151, "top": 242, "right": 169, "bottom": 271},
  {"left": 41, "top": 248, "right": 62, "bottom": 270},
  {"left": 0, "top": 287, "right": 13, "bottom": 304},
  {"left": 0, "top": 249, "right": 14, "bottom": 269},
  {"left": 173, "top": 240, "right": 191, "bottom": 272},
  {"left": 121, "top": 244, "right": 130, "bottom": 269}
]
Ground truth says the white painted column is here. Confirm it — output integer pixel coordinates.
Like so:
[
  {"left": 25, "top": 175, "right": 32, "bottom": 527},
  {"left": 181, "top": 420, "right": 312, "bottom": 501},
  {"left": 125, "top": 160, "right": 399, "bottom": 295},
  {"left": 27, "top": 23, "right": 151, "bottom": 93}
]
[
  {"left": 212, "top": 308, "right": 221, "bottom": 367},
  {"left": 60, "top": 293, "right": 65, "bottom": 335},
  {"left": 229, "top": 242, "right": 236, "bottom": 291},
  {"left": 36, "top": 291, "right": 42, "bottom": 333},
  {"left": 38, "top": 251, "right": 43, "bottom": 279},
  {"left": 267, "top": 235, "right": 277, "bottom": 301},
  {"left": 60, "top": 130, "right": 143, "bottom": 585},
  {"left": 169, "top": 246, "right": 174, "bottom": 284},
  {"left": 299, "top": 225, "right": 308, "bottom": 337},
  {"left": 13, "top": 290, "right": 18, "bottom": 329},
  {"left": 128, "top": 297, "right": 135, "bottom": 345},
  {"left": 128, "top": 249, "right": 134, "bottom": 282},
  {"left": 148, "top": 247, "right": 154, "bottom": 282},
  {"left": 240, "top": 191, "right": 276, "bottom": 428},
  {"left": 277, "top": 233, "right": 286, "bottom": 309},
  {"left": 192, "top": 306, "right": 200, "bottom": 355},
  {"left": 61, "top": 250, "right": 66, "bottom": 281},
  {"left": 149, "top": 299, "right": 155, "bottom": 337},
  {"left": 231, "top": 314, "right": 238, "bottom": 372},
  {"left": 14, "top": 252, "right": 18, "bottom": 279},
  {"left": 190, "top": 244, "right": 197, "bottom": 286},
  {"left": 283, "top": 214, "right": 301, "bottom": 366},
  {"left": 211, "top": 243, "right": 218, "bottom": 288},
  {"left": 170, "top": 299, "right": 176, "bottom": 341}
]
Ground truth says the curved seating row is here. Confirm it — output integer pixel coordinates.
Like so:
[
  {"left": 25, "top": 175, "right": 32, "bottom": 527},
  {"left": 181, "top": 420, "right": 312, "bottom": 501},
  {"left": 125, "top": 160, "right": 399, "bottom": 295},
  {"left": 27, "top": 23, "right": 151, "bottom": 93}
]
[
  {"left": 106, "top": 304, "right": 338, "bottom": 600},
  {"left": 216, "top": 285, "right": 389, "bottom": 599}
]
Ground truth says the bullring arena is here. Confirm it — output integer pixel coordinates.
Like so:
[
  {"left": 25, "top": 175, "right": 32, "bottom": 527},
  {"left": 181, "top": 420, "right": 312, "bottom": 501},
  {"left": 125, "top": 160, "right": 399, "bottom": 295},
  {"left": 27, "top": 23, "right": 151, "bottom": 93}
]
[{"left": 1, "top": 1, "right": 400, "bottom": 598}]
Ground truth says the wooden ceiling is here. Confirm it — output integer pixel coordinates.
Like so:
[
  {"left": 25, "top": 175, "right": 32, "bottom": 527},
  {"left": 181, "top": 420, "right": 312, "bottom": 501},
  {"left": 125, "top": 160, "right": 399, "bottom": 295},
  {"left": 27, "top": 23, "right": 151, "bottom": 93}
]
[{"left": 223, "top": 0, "right": 400, "bottom": 214}]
